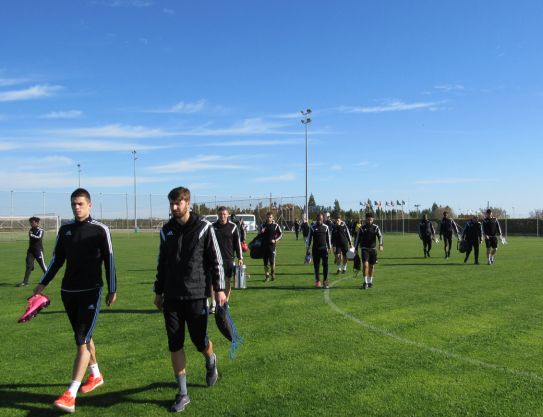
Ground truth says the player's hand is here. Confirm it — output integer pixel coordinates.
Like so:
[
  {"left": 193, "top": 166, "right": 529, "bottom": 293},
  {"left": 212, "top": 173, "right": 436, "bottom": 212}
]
[
  {"left": 238, "top": 259, "right": 244, "bottom": 266},
  {"left": 215, "top": 290, "right": 227, "bottom": 306},
  {"left": 33, "top": 284, "right": 45, "bottom": 295},
  {"left": 271, "top": 239, "right": 276, "bottom": 244},
  {"left": 154, "top": 294, "right": 164, "bottom": 311},
  {"left": 379, "top": 245, "right": 384, "bottom": 252},
  {"left": 106, "top": 292, "right": 116, "bottom": 306}
]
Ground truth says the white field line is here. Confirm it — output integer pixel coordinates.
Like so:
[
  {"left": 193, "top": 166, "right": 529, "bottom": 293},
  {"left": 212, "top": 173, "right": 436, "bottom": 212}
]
[{"left": 324, "top": 276, "right": 543, "bottom": 382}]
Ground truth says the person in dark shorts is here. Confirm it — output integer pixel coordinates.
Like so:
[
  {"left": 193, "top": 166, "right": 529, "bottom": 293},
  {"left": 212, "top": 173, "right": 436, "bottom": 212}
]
[
  {"left": 418, "top": 214, "right": 436, "bottom": 258},
  {"left": 461, "top": 214, "right": 483, "bottom": 264},
  {"left": 482, "top": 209, "right": 504, "bottom": 265},
  {"left": 354, "top": 212, "right": 383, "bottom": 289},
  {"left": 154, "top": 186, "right": 225, "bottom": 413},
  {"left": 32, "top": 188, "right": 117, "bottom": 413},
  {"left": 332, "top": 215, "right": 352, "bottom": 274},
  {"left": 17, "top": 216, "right": 48, "bottom": 287},
  {"left": 294, "top": 219, "right": 301, "bottom": 240},
  {"left": 301, "top": 218, "right": 310, "bottom": 243},
  {"left": 306, "top": 213, "right": 332, "bottom": 288},
  {"left": 439, "top": 211, "right": 459, "bottom": 259},
  {"left": 213, "top": 206, "right": 243, "bottom": 303},
  {"left": 258, "top": 212, "right": 282, "bottom": 282}
]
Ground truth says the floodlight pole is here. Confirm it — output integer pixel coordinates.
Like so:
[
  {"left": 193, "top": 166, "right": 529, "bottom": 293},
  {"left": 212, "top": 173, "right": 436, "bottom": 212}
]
[
  {"left": 132, "top": 150, "right": 138, "bottom": 230},
  {"left": 77, "top": 164, "right": 81, "bottom": 187},
  {"left": 301, "top": 109, "right": 312, "bottom": 222}
]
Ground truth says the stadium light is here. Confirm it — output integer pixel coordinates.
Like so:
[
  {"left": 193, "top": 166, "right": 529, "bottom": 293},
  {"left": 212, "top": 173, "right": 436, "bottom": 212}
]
[
  {"left": 77, "top": 163, "right": 81, "bottom": 187},
  {"left": 132, "top": 150, "right": 138, "bottom": 231},
  {"left": 301, "top": 108, "right": 312, "bottom": 222}
]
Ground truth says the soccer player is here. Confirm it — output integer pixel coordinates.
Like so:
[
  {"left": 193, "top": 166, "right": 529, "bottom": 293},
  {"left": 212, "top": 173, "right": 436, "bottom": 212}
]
[
  {"left": 294, "top": 219, "right": 301, "bottom": 240},
  {"left": 461, "top": 214, "right": 483, "bottom": 264},
  {"left": 17, "top": 216, "right": 48, "bottom": 287},
  {"left": 258, "top": 212, "right": 282, "bottom": 282},
  {"left": 439, "top": 211, "right": 459, "bottom": 259},
  {"left": 332, "top": 215, "right": 352, "bottom": 274},
  {"left": 324, "top": 212, "right": 335, "bottom": 235},
  {"left": 354, "top": 212, "right": 383, "bottom": 289},
  {"left": 213, "top": 207, "right": 243, "bottom": 302},
  {"left": 306, "top": 213, "right": 332, "bottom": 288},
  {"left": 418, "top": 214, "right": 436, "bottom": 258},
  {"left": 301, "top": 218, "right": 310, "bottom": 242},
  {"left": 32, "top": 188, "right": 117, "bottom": 413},
  {"left": 154, "top": 186, "right": 225, "bottom": 413},
  {"left": 482, "top": 209, "right": 504, "bottom": 265}
]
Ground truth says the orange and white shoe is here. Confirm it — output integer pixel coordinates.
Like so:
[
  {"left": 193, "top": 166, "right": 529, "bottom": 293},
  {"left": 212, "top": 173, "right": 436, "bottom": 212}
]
[
  {"left": 54, "top": 391, "right": 75, "bottom": 413},
  {"left": 80, "top": 374, "right": 104, "bottom": 393}
]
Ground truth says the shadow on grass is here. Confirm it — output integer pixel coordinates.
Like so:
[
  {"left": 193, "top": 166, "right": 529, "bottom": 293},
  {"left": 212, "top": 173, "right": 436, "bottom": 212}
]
[
  {"left": 0, "top": 381, "right": 204, "bottom": 416},
  {"left": 41, "top": 309, "right": 159, "bottom": 316},
  {"left": 380, "top": 263, "right": 465, "bottom": 267}
]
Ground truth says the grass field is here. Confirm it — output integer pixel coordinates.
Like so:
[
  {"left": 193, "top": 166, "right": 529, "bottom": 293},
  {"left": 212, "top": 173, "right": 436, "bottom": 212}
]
[{"left": 1, "top": 231, "right": 542, "bottom": 417}]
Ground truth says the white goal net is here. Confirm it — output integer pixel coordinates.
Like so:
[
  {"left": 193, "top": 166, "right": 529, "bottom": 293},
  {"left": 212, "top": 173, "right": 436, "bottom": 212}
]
[{"left": 0, "top": 215, "right": 61, "bottom": 235}]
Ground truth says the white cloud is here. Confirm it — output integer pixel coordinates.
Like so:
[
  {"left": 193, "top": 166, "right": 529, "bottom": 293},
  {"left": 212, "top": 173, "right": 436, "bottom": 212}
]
[
  {"left": 40, "top": 110, "right": 83, "bottom": 119},
  {"left": 200, "top": 139, "right": 300, "bottom": 147},
  {"left": 148, "top": 99, "right": 206, "bottom": 114},
  {"left": 339, "top": 100, "right": 444, "bottom": 114},
  {"left": 252, "top": 173, "right": 296, "bottom": 183},
  {"left": 414, "top": 178, "right": 489, "bottom": 185},
  {"left": 0, "top": 77, "right": 29, "bottom": 87},
  {"left": 100, "top": 0, "right": 153, "bottom": 7},
  {"left": 0, "top": 142, "right": 19, "bottom": 151},
  {"left": 434, "top": 84, "right": 465, "bottom": 92},
  {"left": 0, "top": 171, "right": 162, "bottom": 189},
  {"left": 40, "top": 140, "right": 168, "bottom": 152},
  {"left": 163, "top": 7, "right": 175, "bottom": 14},
  {"left": 271, "top": 112, "right": 304, "bottom": 119},
  {"left": 189, "top": 118, "right": 296, "bottom": 136},
  {"left": 330, "top": 164, "right": 342, "bottom": 171},
  {"left": 148, "top": 155, "right": 249, "bottom": 173},
  {"left": 0, "top": 84, "right": 62, "bottom": 102},
  {"left": 48, "top": 124, "right": 175, "bottom": 138}
]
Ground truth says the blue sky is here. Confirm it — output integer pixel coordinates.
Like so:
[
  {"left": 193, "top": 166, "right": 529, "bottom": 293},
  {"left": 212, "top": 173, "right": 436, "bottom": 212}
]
[{"left": 1, "top": 0, "right": 542, "bottom": 217}]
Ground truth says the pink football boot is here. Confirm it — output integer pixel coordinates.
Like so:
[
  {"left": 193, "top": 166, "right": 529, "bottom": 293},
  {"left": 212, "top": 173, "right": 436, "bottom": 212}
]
[{"left": 18, "top": 294, "right": 50, "bottom": 323}]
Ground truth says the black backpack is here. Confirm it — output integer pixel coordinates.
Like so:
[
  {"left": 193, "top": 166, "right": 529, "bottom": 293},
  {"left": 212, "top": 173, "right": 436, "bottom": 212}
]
[{"left": 248, "top": 235, "right": 264, "bottom": 259}]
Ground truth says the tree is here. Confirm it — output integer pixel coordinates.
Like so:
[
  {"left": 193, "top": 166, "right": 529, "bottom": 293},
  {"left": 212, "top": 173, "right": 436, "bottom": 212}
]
[
  {"left": 308, "top": 193, "right": 317, "bottom": 215},
  {"left": 333, "top": 199, "right": 342, "bottom": 217}
]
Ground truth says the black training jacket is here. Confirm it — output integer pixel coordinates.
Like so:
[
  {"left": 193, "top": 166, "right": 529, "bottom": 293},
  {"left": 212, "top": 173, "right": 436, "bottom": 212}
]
[
  {"left": 154, "top": 213, "right": 224, "bottom": 300},
  {"left": 39, "top": 217, "right": 116, "bottom": 293}
]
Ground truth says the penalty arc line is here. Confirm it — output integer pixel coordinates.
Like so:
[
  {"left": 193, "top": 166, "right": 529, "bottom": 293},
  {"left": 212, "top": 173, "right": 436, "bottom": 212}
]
[{"left": 324, "top": 276, "right": 543, "bottom": 382}]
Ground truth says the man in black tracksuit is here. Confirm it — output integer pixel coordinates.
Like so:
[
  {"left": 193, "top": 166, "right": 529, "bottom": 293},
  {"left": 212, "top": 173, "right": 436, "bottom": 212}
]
[
  {"left": 213, "top": 207, "right": 243, "bottom": 302},
  {"left": 18, "top": 216, "right": 48, "bottom": 287},
  {"left": 301, "top": 219, "right": 310, "bottom": 242},
  {"left": 418, "top": 214, "right": 436, "bottom": 258},
  {"left": 461, "top": 214, "right": 483, "bottom": 264},
  {"left": 439, "top": 211, "right": 459, "bottom": 259},
  {"left": 306, "top": 213, "right": 332, "bottom": 288},
  {"left": 482, "top": 209, "right": 503, "bottom": 265},
  {"left": 294, "top": 219, "right": 300, "bottom": 240},
  {"left": 33, "top": 188, "right": 117, "bottom": 413},
  {"left": 354, "top": 212, "right": 383, "bottom": 289},
  {"left": 154, "top": 187, "right": 225, "bottom": 413},
  {"left": 332, "top": 215, "right": 352, "bottom": 274},
  {"left": 258, "top": 212, "right": 282, "bottom": 282}
]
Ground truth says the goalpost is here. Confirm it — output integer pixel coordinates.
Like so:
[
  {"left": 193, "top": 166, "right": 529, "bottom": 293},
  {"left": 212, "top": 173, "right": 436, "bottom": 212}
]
[{"left": 0, "top": 216, "right": 61, "bottom": 240}]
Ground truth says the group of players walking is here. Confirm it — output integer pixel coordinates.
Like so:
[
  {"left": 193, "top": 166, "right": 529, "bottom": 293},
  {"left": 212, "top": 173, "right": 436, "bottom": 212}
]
[
  {"left": 17, "top": 191, "right": 506, "bottom": 414},
  {"left": 418, "top": 209, "right": 505, "bottom": 265}
]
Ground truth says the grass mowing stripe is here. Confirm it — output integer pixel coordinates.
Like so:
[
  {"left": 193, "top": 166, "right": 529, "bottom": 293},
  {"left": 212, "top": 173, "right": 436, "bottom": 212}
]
[{"left": 325, "top": 275, "right": 543, "bottom": 382}]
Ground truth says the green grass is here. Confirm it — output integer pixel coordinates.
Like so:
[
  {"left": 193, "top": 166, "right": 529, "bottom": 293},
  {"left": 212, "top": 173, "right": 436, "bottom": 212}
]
[{"left": 1, "top": 231, "right": 542, "bottom": 416}]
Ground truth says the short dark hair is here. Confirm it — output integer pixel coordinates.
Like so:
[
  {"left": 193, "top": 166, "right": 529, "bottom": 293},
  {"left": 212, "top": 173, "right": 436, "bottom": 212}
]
[
  {"left": 365, "top": 212, "right": 374, "bottom": 219},
  {"left": 443, "top": 211, "right": 448, "bottom": 216},
  {"left": 217, "top": 206, "right": 228, "bottom": 213},
  {"left": 71, "top": 188, "right": 91, "bottom": 201},
  {"left": 266, "top": 212, "right": 273, "bottom": 217},
  {"left": 316, "top": 212, "right": 324, "bottom": 220},
  {"left": 168, "top": 187, "right": 191, "bottom": 202},
  {"left": 486, "top": 209, "right": 492, "bottom": 214},
  {"left": 29, "top": 216, "right": 40, "bottom": 223}
]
